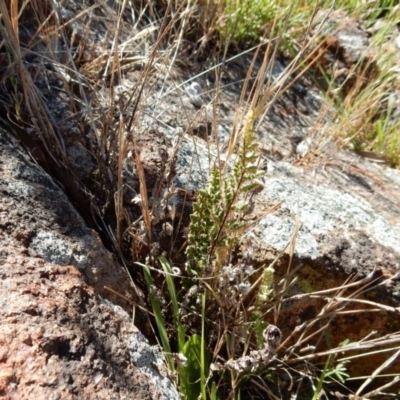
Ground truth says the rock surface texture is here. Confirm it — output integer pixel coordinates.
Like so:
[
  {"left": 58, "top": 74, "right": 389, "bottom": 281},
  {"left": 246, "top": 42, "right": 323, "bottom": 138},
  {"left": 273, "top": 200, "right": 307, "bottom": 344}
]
[{"left": 0, "top": 131, "right": 179, "bottom": 399}]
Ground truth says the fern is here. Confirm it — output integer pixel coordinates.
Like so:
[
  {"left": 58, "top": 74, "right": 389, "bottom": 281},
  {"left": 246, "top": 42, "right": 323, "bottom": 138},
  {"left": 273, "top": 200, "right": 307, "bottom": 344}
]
[
  {"left": 186, "top": 167, "right": 222, "bottom": 273},
  {"left": 185, "top": 109, "right": 263, "bottom": 274}
]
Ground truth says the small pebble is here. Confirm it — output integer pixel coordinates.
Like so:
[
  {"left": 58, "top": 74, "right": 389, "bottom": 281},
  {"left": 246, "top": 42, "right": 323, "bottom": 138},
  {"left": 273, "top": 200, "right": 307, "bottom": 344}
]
[{"left": 185, "top": 81, "right": 203, "bottom": 107}]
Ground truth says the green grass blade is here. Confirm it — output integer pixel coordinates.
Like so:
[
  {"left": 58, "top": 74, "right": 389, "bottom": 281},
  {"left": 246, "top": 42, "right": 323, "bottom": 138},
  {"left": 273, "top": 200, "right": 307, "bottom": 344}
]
[
  {"left": 201, "top": 292, "right": 206, "bottom": 400},
  {"left": 157, "top": 256, "right": 186, "bottom": 350},
  {"left": 137, "top": 261, "right": 174, "bottom": 371}
]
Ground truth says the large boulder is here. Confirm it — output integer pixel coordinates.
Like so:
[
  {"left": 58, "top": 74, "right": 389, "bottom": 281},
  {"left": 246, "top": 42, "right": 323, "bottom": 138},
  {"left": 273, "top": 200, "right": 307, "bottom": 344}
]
[{"left": 0, "top": 130, "right": 179, "bottom": 399}]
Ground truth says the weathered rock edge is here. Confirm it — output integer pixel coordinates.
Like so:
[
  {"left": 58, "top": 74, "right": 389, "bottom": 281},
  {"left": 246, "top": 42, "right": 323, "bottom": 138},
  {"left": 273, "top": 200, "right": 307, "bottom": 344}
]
[{"left": 0, "top": 129, "right": 179, "bottom": 399}]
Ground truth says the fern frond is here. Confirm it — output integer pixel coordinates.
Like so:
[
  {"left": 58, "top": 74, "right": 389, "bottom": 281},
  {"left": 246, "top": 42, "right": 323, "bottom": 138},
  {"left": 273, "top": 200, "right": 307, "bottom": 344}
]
[{"left": 185, "top": 108, "right": 263, "bottom": 275}]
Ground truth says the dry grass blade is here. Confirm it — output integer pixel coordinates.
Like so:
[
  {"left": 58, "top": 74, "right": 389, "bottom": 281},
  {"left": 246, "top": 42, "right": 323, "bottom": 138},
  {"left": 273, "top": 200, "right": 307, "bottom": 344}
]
[
  {"left": 284, "top": 269, "right": 393, "bottom": 301},
  {"left": 355, "top": 347, "right": 400, "bottom": 396},
  {"left": 133, "top": 139, "right": 152, "bottom": 246},
  {"left": 103, "top": 0, "right": 127, "bottom": 83},
  {"left": 0, "top": 1, "right": 67, "bottom": 167},
  {"left": 115, "top": 112, "right": 127, "bottom": 244},
  {"left": 354, "top": 375, "right": 400, "bottom": 399},
  {"left": 51, "top": 0, "right": 106, "bottom": 33},
  {"left": 275, "top": 266, "right": 400, "bottom": 396},
  {"left": 111, "top": 0, "right": 128, "bottom": 244},
  {"left": 273, "top": 210, "right": 300, "bottom": 325},
  {"left": 330, "top": 297, "right": 400, "bottom": 313},
  {"left": 291, "top": 334, "right": 400, "bottom": 363},
  {"left": 10, "top": 0, "right": 18, "bottom": 41}
]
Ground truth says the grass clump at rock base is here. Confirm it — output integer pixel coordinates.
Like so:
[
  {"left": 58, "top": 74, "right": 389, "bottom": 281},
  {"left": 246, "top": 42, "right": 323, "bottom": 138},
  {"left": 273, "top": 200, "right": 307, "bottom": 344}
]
[{"left": 209, "top": 0, "right": 400, "bottom": 167}]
